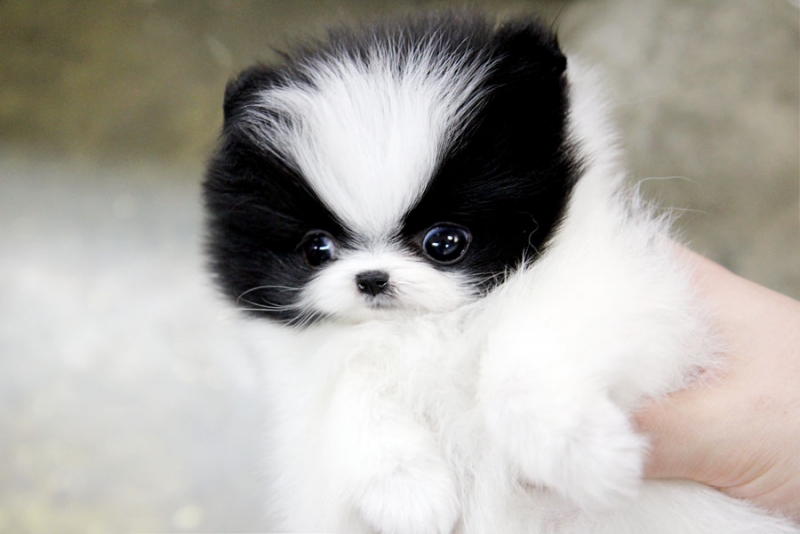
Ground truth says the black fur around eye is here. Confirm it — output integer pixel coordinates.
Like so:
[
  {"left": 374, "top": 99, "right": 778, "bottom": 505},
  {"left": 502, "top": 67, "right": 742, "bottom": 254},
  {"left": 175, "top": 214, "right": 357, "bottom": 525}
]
[
  {"left": 300, "top": 231, "right": 336, "bottom": 267},
  {"left": 422, "top": 225, "right": 471, "bottom": 264}
]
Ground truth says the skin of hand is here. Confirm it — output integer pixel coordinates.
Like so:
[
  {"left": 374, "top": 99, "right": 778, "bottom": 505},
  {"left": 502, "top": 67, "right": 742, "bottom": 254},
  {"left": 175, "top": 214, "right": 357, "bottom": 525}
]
[{"left": 634, "top": 247, "right": 800, "bottom": 523}]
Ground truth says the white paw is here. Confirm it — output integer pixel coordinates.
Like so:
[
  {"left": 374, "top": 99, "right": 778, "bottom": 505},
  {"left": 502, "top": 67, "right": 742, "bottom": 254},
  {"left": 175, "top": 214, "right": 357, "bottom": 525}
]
[
  {"left": 356, "top": 459, "right": 460, "bottom": 534},
  {"left": 486, "top": 392, "right": 645, "bottom": 511}
]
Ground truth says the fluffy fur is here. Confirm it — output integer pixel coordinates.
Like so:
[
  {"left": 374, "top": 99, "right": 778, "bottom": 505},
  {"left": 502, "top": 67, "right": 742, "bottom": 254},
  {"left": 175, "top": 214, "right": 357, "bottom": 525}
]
[{"left": 203, "top": 12, "right": 799, "bottom": 534}]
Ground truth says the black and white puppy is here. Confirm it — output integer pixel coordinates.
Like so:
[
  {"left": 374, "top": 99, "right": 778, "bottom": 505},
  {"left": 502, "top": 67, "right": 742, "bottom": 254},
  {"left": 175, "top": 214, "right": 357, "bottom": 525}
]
[{"left": 203, "top": 13, "right": 798, "bottom": 534}]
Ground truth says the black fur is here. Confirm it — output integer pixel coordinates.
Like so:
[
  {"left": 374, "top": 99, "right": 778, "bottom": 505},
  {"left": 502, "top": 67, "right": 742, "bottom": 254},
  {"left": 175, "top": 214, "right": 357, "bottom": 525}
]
[
  {"left": 402, "top": 17, "right": 577, "bottom": 291},
  {"left": 204, "top": 131, "right": 348, "bottom": 323},
  {"left": 203, "top": 13, "right": 579, "bottom": 324}
]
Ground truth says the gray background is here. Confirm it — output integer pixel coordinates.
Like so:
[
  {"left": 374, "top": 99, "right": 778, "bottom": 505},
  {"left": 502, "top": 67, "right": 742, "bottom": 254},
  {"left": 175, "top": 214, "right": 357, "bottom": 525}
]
[{"left": 1, "top": 1, "right": 798, "bottom": 533}]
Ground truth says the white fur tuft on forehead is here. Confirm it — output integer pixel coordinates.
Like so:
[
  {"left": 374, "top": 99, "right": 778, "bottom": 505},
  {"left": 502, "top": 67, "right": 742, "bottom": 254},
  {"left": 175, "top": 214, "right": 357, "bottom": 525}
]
[{"left": 246, "top": 41, "right": 492, "bottom": 238}]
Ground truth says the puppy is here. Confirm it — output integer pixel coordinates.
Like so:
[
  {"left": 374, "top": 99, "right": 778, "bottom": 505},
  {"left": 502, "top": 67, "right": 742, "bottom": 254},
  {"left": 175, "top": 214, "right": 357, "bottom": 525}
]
[{"left": 203, "top": 12, "right": 799, "bottom": 534}]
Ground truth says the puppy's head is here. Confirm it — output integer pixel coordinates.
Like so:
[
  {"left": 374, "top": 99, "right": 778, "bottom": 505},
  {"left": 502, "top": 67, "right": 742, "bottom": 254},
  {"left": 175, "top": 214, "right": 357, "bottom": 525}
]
[{"left": 204, "top": 14, "right": 579, "bottom": 326}]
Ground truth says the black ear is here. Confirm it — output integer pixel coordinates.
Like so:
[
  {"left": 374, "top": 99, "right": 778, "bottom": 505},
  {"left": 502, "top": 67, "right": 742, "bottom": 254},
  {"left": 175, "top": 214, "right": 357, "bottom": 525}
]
[
  {"left": 223, "top": 64, "right": 281, "bottom": 122},
  {"left": 475, "top": 18, "right": 569, "bottom": 159},
  {"left": 492, "top": 19, "right": 567, "bottom": 79}
]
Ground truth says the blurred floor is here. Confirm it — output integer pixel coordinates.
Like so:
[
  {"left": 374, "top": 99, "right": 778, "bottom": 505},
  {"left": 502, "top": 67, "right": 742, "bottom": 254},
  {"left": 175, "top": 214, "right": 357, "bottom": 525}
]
[{"left": 0, "top": 1, "right": 797, "bottom": 533}]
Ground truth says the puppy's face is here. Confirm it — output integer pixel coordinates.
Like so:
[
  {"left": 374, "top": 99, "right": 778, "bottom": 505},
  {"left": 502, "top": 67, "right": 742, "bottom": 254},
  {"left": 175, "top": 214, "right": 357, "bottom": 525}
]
[{"left": 204, "top": 15, "right": 579, "bottom": 326}]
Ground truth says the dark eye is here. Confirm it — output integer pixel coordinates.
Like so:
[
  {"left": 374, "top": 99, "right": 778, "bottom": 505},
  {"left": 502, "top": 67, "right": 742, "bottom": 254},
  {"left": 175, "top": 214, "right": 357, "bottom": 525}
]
[
  {"left": 422, "top": 224, "right": 471, "bottom": 264},
  {"left": 300, "top": 231, "right": 336, "bottom": 267}
]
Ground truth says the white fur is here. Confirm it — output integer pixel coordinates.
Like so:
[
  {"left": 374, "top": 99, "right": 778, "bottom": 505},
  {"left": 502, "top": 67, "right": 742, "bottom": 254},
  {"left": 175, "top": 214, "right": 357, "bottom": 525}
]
[
  {"left": 238, "top": 54, "right": 799, "bottom": 533},
  {"left": 247, "top": 45, "right": 491, "bottom": 238},
  {"left": 299, "top": 244, "right": 474, "bottom": 322}
]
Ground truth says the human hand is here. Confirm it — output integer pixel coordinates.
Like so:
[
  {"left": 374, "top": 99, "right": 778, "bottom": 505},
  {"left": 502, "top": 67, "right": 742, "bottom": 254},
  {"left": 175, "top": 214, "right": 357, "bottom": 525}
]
[{"left": 635, "top": 247, "right": 800, "bottom": 523}]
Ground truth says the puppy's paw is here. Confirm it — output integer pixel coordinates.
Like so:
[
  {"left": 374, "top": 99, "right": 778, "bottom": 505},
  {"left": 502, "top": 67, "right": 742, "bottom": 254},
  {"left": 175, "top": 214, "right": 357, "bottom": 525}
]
[
  {"left": 486, "top": 391, "right": 645, "bottom": 511},
  {"left": 356, "top": 458, "right": 460, "bottom": 534}
]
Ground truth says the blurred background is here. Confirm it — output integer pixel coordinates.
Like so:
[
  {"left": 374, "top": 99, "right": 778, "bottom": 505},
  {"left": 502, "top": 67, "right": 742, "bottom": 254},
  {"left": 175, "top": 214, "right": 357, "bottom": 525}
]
[{"left": 0, "top": 1, "right": 797, "bottom": 533}]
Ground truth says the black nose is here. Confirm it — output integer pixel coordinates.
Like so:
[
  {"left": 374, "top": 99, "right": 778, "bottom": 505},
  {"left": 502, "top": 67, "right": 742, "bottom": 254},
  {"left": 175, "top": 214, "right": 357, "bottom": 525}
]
[{"left": 355, "top": 270, "right": 390, "bottom": 297}]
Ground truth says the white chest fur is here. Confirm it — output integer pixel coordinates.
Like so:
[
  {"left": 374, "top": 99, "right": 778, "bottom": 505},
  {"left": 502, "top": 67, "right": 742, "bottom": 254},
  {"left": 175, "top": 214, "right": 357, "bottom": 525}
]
[{"left": 243, "top": 196, "right": 798, "bottom": 533}]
